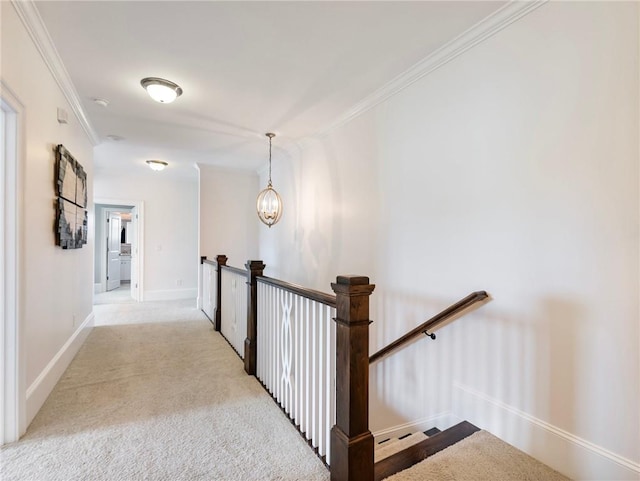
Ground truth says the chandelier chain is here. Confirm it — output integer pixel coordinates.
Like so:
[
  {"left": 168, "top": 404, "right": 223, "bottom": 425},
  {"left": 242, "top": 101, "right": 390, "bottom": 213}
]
[{"left": 268, "top": 134, "right": 273, "bottom": 186}]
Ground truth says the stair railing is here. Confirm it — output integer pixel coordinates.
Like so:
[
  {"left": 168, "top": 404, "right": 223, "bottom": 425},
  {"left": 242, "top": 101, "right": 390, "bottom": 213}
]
[
  {"left": 201, "top": 255, "right": 227, "bottom": 332},
  {"left": 200, "top": 256, "right": 376, "bottom": 481},
  {"left": 200, "top": 257, "right": 216, "bottom": 323},
  {"left": 254, "top": 275, "right": 337, "bottom": 464},
  {"left": 199, "top": 256, "right": 490, "bottom": 481},
  {"left": 369, "top": 290, "right": 489, "bottom": 364}
]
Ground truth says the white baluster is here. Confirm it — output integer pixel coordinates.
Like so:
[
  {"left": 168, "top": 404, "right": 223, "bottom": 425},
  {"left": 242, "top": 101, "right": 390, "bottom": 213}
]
[
  {"left": 240, "top": 274, "right": 248, "bottom": 358},
  {"left": 318, "top": 302, "right": 326, "bottom": 456},
  {"left": 299, "top": 296, "right": 307, "bottom": 436},
  {"left": 214, "top": 268, "right": 218, "bottom": 315},
  {"left": 311, "top": 299, "right": 318, "bottom": 446},
  {"left": 305, "top": 299, "right": 313, "bottom": 439},
  {"left": 269, "top": 286, "right": 275, "bottom": 395},
  {"left": 292, "top": 293, "right": 299, "bottom": 425},
  {"left": 281, "top": 291, "right": 292, "bottom": 413},
  {"left": 257, "top": 282, "right": 263, "bottom": 381},
  {"left": 325, "top": 305, "right": 334, "bottom": 464}
]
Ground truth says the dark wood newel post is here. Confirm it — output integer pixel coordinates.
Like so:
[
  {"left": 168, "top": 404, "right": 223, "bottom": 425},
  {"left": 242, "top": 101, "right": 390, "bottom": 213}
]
[
  {"left": 244, "top": 260, "right": 265, "bottom": 375},
  {"left": 331, "top": 275, "right": 375, "bottom": 481},
  {"left": 214, "top": 255, "right": 227, "bottom": 332}
]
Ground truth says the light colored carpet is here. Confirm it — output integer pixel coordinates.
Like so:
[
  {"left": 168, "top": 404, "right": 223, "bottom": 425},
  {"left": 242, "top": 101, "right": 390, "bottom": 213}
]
[
  {"left": 93, "top": 299, "right": 203, "bottom": 326},
  {"left": 2, "top": 300, "right": 571, "bottom": 481},
  {"left": 1, "top": 308, "right": 329, "bottom": 480},
  {"left": 384, "top": 430, "right": 571, "bottom": 481},
  {"left": 94, "top": 285, "right": 135, "bottom": 305}
]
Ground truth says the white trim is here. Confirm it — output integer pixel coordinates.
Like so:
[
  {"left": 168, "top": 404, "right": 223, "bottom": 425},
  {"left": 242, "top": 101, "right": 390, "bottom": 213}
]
[
  {"left": 321, "top": 0, "right": 548, "bottom": 136},
  {"left": 372, "top": 411, "right": 461, "bottom": 443},
  {"left": 10, "top": 0, "right": 99, "bottom": 146},
  {"left": 0, "top": 82, "right": 25, "bottom": 445},
  {"left": 143, "top": 288, "right": 198, "bottom": 302},
  {"left": 94, "top": 198, "right": 144, "bottom": 303},
  {"left": 25, "top": 313, "right": 94, "bottom": 426},
  {"left": 452, "top": 382, "right": 640, "bottom": 480}
]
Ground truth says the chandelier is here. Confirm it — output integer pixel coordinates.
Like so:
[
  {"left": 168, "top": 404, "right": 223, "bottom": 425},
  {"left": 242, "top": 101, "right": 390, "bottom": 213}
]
[{"left": 256, "top": 133, "right": 283, "bottom": 227}]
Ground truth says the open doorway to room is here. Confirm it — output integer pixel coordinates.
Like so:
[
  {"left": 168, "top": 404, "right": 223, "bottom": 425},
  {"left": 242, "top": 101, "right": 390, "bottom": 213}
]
[
  {"left": 93, "top": 199, "right": 144, "bottom": 305},
  {"left": 1, "top": 84, "right": 24, "bottom": 445}
]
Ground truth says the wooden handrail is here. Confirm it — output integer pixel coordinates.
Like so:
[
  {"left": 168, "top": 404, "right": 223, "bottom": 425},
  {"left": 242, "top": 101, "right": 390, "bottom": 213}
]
[
  {"left": 257, "top": 275, "right": 337, "bottom": 308},
  {"left": 221, "top": 264, "right": 247, "bottom": 277},
  {"left": 369, "top": 291, "right": 488, "bottom": 364}
]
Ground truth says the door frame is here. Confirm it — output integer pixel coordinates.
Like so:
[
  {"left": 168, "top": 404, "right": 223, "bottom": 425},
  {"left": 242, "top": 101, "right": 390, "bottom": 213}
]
[
  {"left": 94, "top": 198, "right": 144, "bottom": 302},
  {"left": 1, "top": 82, "right": 26, "bottom": 444}
]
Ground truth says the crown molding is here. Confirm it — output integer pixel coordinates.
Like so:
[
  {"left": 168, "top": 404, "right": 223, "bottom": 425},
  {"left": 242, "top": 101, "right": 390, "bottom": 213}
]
[
  {"left": 321, "top": 0, "right": 548, "bottom": 136},
  {"left": 11, "top": 0, "right": 100, "bottom": 146}
]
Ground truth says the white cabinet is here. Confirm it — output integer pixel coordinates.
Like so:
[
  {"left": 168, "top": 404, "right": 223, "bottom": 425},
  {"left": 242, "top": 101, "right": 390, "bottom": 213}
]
[{"left": 120, "top": 256, "right": 131, "bottom": 281}]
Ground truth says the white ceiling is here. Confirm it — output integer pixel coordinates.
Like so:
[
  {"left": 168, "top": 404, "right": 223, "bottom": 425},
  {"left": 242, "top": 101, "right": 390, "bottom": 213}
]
[{"left": 35, "top": 1, "right": 504, "bottom": 172}]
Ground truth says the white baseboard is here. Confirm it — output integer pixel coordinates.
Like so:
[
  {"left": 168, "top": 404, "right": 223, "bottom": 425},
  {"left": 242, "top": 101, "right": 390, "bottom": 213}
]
[
  {"left": 372, "top": 411, "right": 462, "bottom": 443},
  {"left": 25, "top": 312, "right": 94, "bottom": 426},
  {"left": 452, "top": 382, "right": 640, "bottom": 480},
  {"left": 143, "top": 288, "right": 197, "bottom": 302}
]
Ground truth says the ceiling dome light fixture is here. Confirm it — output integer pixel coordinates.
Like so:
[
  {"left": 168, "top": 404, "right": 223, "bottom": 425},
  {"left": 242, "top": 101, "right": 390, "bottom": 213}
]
[
  {"left": 146, "top": 160, "right": 168, "bottom": 171},
  {"left": 256, "top": 133, "right": 283, "bottom": 228},
  {"left": 140, "top": 77, "right": 183, "bottom": 103}
]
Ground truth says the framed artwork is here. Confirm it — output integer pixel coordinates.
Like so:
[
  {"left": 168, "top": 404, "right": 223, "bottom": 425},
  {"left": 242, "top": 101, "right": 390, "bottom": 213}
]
[
  {"left": 55, "top": 145, "right": 88, "bottom": 249},
  {"left": 56, "top": 145, "right": 87, "bottom": 207},
  {"left": 76, "top": 166, "right": 87, "bottom": 208}
]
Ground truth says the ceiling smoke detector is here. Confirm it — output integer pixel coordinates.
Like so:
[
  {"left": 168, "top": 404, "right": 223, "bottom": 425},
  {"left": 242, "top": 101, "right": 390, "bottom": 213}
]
[{"left": 92, "top": 98, "right": 109, "bottom": 107}]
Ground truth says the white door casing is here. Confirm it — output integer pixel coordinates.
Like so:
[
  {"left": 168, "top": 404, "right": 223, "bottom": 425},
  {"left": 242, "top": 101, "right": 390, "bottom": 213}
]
[
  {"left": 1, "top": 83, "right": 25, "bottom": 445},
  {"left": 130, "top": 206, "right": 141, "bottom": 301},
  {"left": 95, "top": 198, "right": 144, "bottom": 302}
]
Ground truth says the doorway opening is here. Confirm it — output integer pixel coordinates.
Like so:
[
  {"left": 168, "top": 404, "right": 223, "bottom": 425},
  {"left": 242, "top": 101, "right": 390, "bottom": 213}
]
[
  {"left": 1, "top": 84, "right": 24, "bottom": 445},
  {"left": 93, "top": 199, "right": 144, "bottom": 305}
]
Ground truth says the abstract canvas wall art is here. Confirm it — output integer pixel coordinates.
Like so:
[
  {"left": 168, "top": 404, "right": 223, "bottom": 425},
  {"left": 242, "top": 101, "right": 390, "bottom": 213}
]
[{"left": 55, "top": 144, "right": 88, "bottom": 249}]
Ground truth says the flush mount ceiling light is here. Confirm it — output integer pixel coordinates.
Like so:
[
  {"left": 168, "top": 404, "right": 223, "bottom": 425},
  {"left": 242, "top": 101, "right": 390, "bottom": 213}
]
[
  {"left": 146, "top": 160, "right": 168, "bottom": 171},
  {"left": 140, "top": 77, "right": 183, "bottom": 103},
  {"left": 256, "top": 133, "right": 283, "bottom": 228}
]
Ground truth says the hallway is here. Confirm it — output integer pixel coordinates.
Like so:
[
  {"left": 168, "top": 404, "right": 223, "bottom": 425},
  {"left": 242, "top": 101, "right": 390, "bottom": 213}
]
[{"left": 0, "top": 301, "right": 329, "bottom": 480}]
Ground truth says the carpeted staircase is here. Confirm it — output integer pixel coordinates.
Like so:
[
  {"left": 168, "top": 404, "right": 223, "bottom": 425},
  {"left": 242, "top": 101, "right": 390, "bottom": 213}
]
[
  {"left": 374, "top": 424, "right": 571, "bottom": 481},
  {"left": 375, "top": 431, "right": 429, "bottom": 462},
  {"left": 375, "top": 426, "right": 442, "bottom": 463}
]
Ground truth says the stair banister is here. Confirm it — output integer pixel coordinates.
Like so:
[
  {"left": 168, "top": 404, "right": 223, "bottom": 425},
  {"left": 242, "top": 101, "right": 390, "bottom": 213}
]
[
  {"left": 244, "top": 260, "right": 265, "bottom": 375},
  {"left": 214, "top": 255, "right": 227, "bottom": 332},
  {"left": 331, "top": 276, "right": 376, "bottom": 481},
  {"left": 369, "top": 290, "right": 488, "bottom": 364}
]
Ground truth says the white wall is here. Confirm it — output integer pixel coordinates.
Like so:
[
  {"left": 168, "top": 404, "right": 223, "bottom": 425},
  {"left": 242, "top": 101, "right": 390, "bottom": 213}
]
[
  {"left": 259, "top": 2, "right": 639, "bottom": 479},
  {"left": 1, "top": 2, "right": 95, "bottom": 429},
  {"left": 93, "top": 148, "right": 199, "bottom": 301},
  {"left": 198, "top": 164, "right": 259, "bottom": 268}
]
